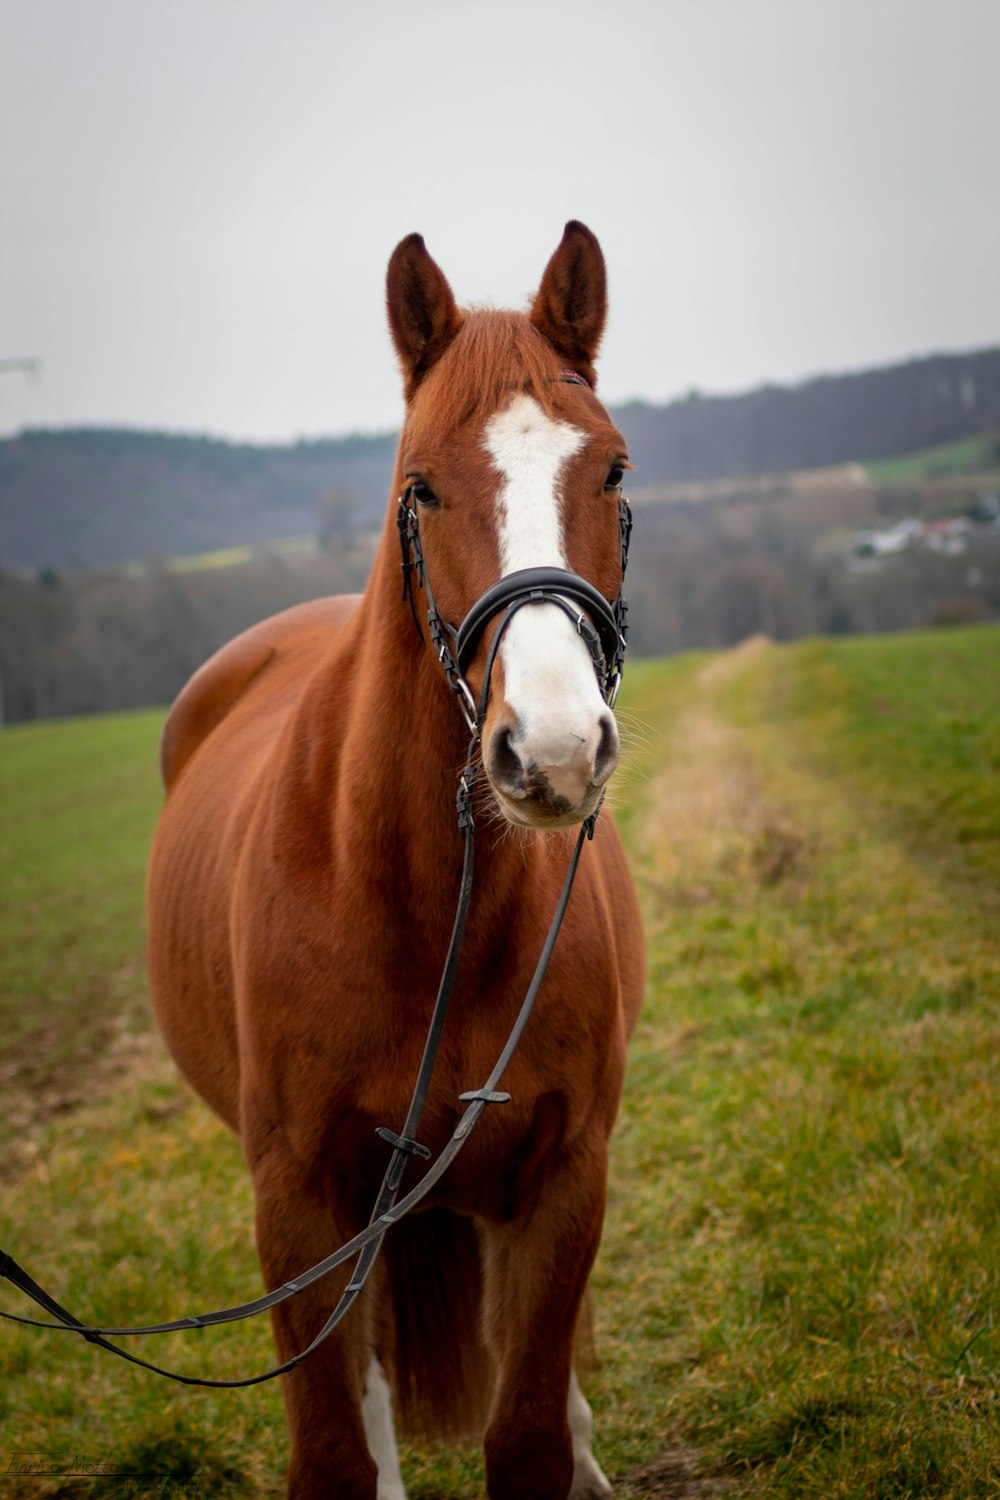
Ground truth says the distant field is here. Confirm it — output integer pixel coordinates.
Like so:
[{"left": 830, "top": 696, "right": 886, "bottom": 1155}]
[
  {"left": 1, "top": 625, "right": 999, "bottom": 1497},
  {"left": 629, "top": 432, "right": 999, "bottom": 529},
  {"left": 120, "top": 533, "right": 322, "bottom": 577},
  {"left": 0, "top": 710, "right": 162, "bottom": 1124},
  {"left": 166, "top": 534, "right": 322, "bottom": 572},
  {"left": 864, "top": 433, "right": 1000, "bottom": 485}
]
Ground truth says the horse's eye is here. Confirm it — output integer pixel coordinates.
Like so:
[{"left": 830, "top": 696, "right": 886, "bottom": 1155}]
[
  {"left": 604, "top": 464, "right": 626, "bottom": 492},
  {"left": 410, "top": 480, "right": 440, "bottom": 509}
]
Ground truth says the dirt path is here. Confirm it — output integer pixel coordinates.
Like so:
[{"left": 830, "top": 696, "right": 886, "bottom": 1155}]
[
  {"left": 620, "top": 1448, "right": 733, "bottom": 1498},
  {"left": 632, "top": 637, "right": 809, "bottom": 914}
]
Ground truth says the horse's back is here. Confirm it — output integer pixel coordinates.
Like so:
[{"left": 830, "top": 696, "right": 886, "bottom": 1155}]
[{"left": 160, "top": 594, "right": 361, "bottom": 790}]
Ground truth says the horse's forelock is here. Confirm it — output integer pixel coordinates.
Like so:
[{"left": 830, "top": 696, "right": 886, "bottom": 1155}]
[{"left": 407, "top": 309, "right": 567, "bottom": 441}]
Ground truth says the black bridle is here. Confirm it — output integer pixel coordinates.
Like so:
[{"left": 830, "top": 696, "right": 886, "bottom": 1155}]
[
  {"left": 0, "top": 430, "right": 633, "bottom": 1390},
  {"left": 398, "top": 483, "right": 632, "bottom": 731}
]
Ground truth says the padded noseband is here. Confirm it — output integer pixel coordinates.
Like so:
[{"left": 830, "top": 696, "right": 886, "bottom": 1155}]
[{"left": 454, "top": 566, "right": 620, "bottom": 679}]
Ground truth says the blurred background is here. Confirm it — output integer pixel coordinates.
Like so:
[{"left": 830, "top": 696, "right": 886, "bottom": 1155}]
[
  {"left": 3, "top": 9, "right": 1000, "bottom": 1495},
  {"left": 1, "top": 0, "right": 999, "bottom": 721}
]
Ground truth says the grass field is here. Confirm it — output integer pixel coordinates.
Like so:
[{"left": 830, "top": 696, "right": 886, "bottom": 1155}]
[
  {"left": 1, "top": 624, "right": 999, "bottom": 1497},
  {"left": 120, "top": 534, "right": 322, "bottom": 578},
  {"left": 0, "top": 710, "right": 163, "bottom": 1161},
  {"left": 863, "top": 434, "right": 1000, "bottom": 485}
]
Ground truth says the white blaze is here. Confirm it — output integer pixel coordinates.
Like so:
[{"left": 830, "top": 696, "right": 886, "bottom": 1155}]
[
  {"left": 486, "top": 393, "right": 584, "bottom": 573},
  {"left": 484, "top": 394, "right": 608, "bottom": 767}
]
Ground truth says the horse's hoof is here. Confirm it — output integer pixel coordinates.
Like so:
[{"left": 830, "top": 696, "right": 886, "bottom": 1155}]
[{"left": 570, "top": 1456, "right": 614, "bottom": 1499}]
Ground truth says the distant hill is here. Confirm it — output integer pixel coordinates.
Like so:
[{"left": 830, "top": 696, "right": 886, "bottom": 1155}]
[
  {"left": 1, "top": 347, "right": 998, "bottom": 571},
  {"left": 616, "top": 346, "right": 1000, "bottom": 485},
  {"left": 0, "top": 428, "right": 396, "bottom": 572}
]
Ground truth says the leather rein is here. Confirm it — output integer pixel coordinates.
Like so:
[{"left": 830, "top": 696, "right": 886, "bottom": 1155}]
[{"left": 0, "top": 404, "right": 633, "bottom": 1390}]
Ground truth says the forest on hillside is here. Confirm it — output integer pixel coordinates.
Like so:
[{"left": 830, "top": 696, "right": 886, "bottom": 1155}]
[
  {"left": 618, "top": 345, "right": 1000, "bottom": 483},
  {"left": 3, "top": 467, "right": 998, "bottom": 724},
  {"left": 2, "top": 346, "right": 999, "bottom": 723},
  {"left": 2, "top": 347, "right": 999, "bottom": 572}
]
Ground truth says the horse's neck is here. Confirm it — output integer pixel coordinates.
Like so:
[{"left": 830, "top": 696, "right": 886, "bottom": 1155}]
[{"left": 289, "top": 524, "right": 501, "bottom": 909}]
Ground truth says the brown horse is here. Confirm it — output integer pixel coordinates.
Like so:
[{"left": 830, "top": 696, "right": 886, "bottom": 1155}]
[{"left": 147, "top": 222, "right": 644, "bottom": 1500}]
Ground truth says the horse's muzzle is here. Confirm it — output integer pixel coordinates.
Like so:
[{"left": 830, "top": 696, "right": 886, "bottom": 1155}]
[{"left": 485, "top": 706, "right": 619, "bottom": 828}]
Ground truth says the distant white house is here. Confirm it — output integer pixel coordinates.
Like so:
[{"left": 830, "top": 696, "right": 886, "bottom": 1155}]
[
  {"left": 853, "top": 519, "right": 922, "bottom": 557},
  {"left": 852, "top": 514, "right": 980, "bottom": 560}
]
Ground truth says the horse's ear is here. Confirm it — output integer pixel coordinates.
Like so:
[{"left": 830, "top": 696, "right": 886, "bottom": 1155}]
[
  {"left": 386, "top": 233, "right": 463, "bottom": 396},
  {"left": 530, "top": 221, "right": 607, "bottom": 385}
]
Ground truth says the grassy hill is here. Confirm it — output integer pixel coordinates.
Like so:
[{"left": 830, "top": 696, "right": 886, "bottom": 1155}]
[
  {"left": 864, "top": 433, "right": 1000, "bottom": 485},
  {"left": 1, "top": 624, "right": 998, "bottom": 1496}
]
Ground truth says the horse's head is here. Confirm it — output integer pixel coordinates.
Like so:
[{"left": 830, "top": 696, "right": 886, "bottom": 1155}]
[{"left": 387, "top": 222, "right": 630, "bottom": 831}]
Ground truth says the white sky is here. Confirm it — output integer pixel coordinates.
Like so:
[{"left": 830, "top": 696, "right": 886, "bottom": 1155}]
[{"left": 1, "top": 0, "right": 998, "bottom": 442}]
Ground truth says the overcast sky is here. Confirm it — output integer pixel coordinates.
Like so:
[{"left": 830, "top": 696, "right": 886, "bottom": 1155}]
[{"left": 1, "top": 0, "right": 998, "bottom": 443}]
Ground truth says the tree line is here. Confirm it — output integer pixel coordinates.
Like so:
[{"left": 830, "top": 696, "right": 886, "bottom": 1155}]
[
  {"left": 617, "top": 347, "right": 1000, "bottom": 484},
  {"left": 3, "top": 476, "right": 997, "bottom": 725},
  {"left": 2, "top": 347, "right": 998, "bottom": 572}
]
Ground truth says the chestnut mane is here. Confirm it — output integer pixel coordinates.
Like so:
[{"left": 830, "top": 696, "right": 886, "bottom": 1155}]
[{"left": 407, "top": 309, "right": 574, "bottom": 439}]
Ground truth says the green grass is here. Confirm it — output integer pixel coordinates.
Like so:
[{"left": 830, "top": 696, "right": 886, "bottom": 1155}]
[
  {"left": 863, "top": 434, "right": 1000, "bottom": 485},
  {"left": 0, "top": 711, "right": 163, "bottom": 1124},
  {"left": 2, "top": 627, "right": 1000, "bottom": 1496},
  {"left": 120, "top": 535, "right": 320, "bottom": 578},
  {"left": 727, "top": 626, "right": 1000, "bottom": 894},
  {"left": 166, "top": 535, "right": 320, "bottom": 572},
  {"left": 596, "top": 628, "right": 1000, "bottom": 1496}
]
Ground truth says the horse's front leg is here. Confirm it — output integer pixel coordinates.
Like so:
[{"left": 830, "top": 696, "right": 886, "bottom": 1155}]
[
  {"left": 251, "top": 1146, "right": 404, "bottom": 1500},
  {"left": 480, "top": 1139, "right": 613, "bottom": 1500}
]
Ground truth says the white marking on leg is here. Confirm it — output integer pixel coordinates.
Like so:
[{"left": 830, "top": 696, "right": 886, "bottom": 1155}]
[
  {"left": 361, "top": 1356, "right": 407, "bottom": 1500},
  {"left": 484, "top": 395, "right": 614, "bottom": 785},
  {"left": 568, "top": 1371, "right": 613, "bottom": 1499}
]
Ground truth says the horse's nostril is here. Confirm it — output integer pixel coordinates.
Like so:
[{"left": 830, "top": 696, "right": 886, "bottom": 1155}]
[
  {"left": 593, "top": 713, "right": 619, "bottom": 787},
  {"left": 489, "top": 723, "right": 526, "bottom": 793}
]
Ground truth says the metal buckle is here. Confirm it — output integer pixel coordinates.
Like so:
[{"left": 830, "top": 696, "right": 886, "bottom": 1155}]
[{"left": 453, "top": 676, "right": 479, "bottom": 737}]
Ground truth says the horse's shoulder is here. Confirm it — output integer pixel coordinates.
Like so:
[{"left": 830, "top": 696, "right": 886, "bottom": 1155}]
[{"left": 160, "top": 595, "right": 361, "bottom": 790}]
